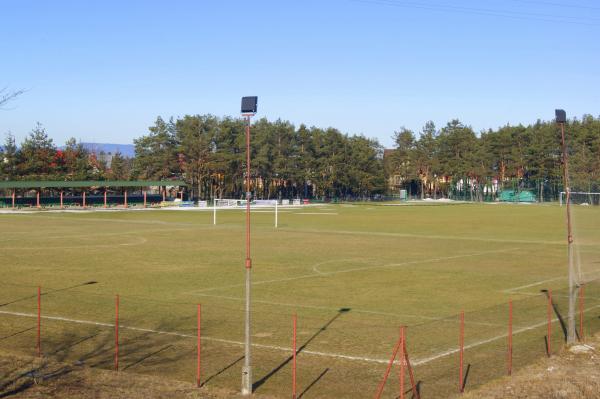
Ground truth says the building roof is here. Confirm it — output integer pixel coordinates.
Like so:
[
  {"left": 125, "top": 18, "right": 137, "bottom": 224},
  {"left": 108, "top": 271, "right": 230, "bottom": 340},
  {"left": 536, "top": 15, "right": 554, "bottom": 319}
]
[{"left": 0, "top": 180, "right": 186, "bottom": 189}]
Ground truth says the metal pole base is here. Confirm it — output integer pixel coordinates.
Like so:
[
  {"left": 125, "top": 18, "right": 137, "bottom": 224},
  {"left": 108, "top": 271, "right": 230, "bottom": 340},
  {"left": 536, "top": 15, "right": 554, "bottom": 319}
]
[{"left": 241, "top": 366, "right": 252, "bottom": 395}]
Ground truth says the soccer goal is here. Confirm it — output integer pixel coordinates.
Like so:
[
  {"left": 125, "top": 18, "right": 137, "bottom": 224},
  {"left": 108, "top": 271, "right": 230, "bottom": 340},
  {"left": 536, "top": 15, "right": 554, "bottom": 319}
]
[
  {"left": 215, "top": 198, "right": 244, "bottom": 207},
  {"left": 559, "top": 191, "right": 600, "bottom": 206},
  {"left": 212, "top": 198, "right": 280, "bottom": 227}
]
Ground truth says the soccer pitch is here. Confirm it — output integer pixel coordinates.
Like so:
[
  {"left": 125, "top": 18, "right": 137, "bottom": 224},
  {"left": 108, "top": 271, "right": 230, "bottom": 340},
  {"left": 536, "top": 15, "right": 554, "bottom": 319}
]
[{"left": 1, "top": 203, "right": 599, "bottom": 398}]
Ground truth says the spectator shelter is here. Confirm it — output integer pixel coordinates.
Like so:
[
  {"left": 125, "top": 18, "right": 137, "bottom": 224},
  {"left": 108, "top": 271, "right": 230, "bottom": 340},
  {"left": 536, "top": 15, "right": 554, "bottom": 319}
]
[{"left": 0, "top": 180, "right": 187, "bottom": 208}]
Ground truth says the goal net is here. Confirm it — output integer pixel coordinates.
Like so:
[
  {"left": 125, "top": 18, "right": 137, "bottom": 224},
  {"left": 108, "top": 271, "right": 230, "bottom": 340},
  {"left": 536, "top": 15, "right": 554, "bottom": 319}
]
[
  {"left": 214, "top": 199, "right": 278, "bottom": 207},
  {"left": 561, "top": 191, "right": 600, "bottom": 284},
  {"left": 559, "top": 191, "right": 600, "bottom": 206},
  {"left": 215, "top": 199, "right": 245, "bottom": 207}
]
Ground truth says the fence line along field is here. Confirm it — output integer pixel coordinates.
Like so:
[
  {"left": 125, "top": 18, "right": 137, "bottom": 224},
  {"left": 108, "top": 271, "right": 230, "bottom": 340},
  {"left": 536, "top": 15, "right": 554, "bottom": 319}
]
[{"left": 1, "top": 203, "right": 599, "bottom": 398}]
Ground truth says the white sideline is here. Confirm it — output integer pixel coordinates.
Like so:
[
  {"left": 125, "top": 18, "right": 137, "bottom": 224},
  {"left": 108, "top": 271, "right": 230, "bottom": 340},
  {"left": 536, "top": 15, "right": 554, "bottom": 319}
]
[
  {"left": 5, "top": 302, "right": 593, "bottom": 367},
  {"left": 0, "top": 227, "right": 191, "bottom": 243},
  {"left": 293, "top": 212, "right": 339, "bottom": 215},
  {"left": 282, "top": 227, "right": 567, "bottom": 246},
  {"left": 1, "top": 236, "right": 148, "bottom": 250},
  {"left": 0, "top": 310, "right": 390, "bottom": 364},
  {"left": 13, "top": 213, "right": 573, "bottom": 246}
]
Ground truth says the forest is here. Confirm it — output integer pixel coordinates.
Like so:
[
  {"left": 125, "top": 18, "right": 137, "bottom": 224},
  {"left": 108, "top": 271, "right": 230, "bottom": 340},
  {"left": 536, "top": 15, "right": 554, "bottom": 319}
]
[{"left": 1, "top": 114, "right": 599, "bottom": 201}]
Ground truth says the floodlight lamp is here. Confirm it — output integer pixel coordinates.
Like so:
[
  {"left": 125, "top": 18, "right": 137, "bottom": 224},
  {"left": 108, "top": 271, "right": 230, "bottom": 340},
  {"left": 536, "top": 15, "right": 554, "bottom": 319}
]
[
  {"left": 555, "top": 109, "right": 566, "bottom": 124},
  {"left": 241, "top": 96, "right": 258, "bottom": 114}
]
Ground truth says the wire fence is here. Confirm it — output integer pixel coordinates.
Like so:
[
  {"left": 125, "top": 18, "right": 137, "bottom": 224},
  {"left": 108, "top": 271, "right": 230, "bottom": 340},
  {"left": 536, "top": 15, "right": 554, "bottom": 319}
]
[{"left": 1, "top": 279, "right": 599, "bottom": 398}]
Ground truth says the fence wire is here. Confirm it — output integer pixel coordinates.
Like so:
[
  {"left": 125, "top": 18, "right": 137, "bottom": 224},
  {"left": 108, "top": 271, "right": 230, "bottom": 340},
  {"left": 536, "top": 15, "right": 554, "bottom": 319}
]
[{"left": 1, "top": 279, "right": 599, "bottom": 398}]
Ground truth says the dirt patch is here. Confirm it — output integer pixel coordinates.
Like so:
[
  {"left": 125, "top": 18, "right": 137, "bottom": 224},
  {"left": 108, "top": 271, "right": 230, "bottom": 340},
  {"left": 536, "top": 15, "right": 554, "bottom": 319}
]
[{"left": 464, "top": 335, "right": 600, "bottom": 399}]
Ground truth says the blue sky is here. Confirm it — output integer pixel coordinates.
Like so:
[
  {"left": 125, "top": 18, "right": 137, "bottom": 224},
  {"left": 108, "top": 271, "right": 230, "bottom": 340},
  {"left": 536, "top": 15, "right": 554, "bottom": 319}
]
[{"left": 1, "top": 0, "right": 599, "bottom": 147}]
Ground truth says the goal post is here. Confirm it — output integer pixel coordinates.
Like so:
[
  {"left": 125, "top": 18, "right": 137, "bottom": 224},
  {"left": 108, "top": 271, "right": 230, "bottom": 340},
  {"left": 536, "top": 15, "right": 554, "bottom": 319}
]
[
  {"left": 559, "top": 192, "right": 600, "bottom": 206},
  {"left": 212, "top": 199, "right": 279, "bottom": 227}
]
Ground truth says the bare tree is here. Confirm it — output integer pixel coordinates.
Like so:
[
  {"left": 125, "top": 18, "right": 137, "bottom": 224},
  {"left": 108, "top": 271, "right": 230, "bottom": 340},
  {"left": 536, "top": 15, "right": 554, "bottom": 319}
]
[{"left": 0, "top": 87, "right": 24, "bottom": 108}]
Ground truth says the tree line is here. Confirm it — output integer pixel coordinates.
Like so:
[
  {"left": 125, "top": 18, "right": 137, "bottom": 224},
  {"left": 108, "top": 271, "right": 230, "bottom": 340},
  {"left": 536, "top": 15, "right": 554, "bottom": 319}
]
[
  {"left": 389, "top": 116, "right": 600, "bottom": 201},
  {"left": 2, "top": 114, "right": 599, "bottom": 201}
]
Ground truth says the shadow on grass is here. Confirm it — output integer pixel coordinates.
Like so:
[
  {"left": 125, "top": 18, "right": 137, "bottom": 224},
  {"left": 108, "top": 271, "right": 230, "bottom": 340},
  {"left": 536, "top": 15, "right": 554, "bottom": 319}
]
[
  {"left": 298, "top": 368, "right": 329, "bottom": 399},
  {"left": 0, "top": 281, "right": 98, "bottom": 307},
  {"left": 0, "top": 327, "right": 35, "bottom": 341},
  {"left": 462, "top": 363, "right": 471, "bottom": 393},
  {"left": 201, "top": 355, "right": 244, "bottom": 387},
  {"left": 541, "top": 289, "right": 568, "bottom": 342},
  {"left": 0, "top": 314, "right": 192, "bottom": 397},
  {"left": 253, "top": 308, "right": 351, "bottom": 392},
  {"left": 0, "top": 359, "right": 72, "bottom": 398}
]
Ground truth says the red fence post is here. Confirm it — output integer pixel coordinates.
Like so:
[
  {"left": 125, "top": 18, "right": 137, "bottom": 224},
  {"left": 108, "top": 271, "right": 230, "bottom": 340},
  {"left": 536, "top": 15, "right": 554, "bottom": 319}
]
[
  {"left": 115, "top": 294, "right": 119, "bottom": 371},
  {"left": 374, "top": 334, "right": 403, "bottom": 399},
  {"left": 60, "top": 191, "right": 64, "bottom": 208},
  {"left": 579, "top": 285, "right": 585, "bottom": 342},
  {"left": 508, "top": 300, "right": 513, "bottom": 376},
  {"left": 144, "top": 191, "right": 147, "bottom": 208},
  {"left": 292, "top": 313, "right": 297, "bottom": 399},
  {"left": 37, "top": 286, "right": 41, "bottom": 357},
  {"left": 459, "top": 311, "right": 464, "bottom": 393},
  {"left": 12, "top": 190, "right": 16, "bottom": 209},
  {"left": 83, "top": 191, "right": 86, "bottom": 208},
  {"left": 104, "top": 190, "right": 107, "bottom": 208},
  {"left": 124, "top": 191, "right": 128, "bottom": 208},
  {"left": 547, "top": 289, "right": 552, "bottom": 357},
  {"left": 399, "top": 326, "right": 405, "bottom": 399},
  {"left": 197, "top": 304, "right": 201, "bottom": 387},
  {"left": 36, "top": 191, "right": 40, "bottom": 208}
]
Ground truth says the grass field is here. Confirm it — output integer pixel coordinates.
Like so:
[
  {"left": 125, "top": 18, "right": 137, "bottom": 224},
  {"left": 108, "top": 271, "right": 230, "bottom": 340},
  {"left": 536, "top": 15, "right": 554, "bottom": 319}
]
[{"left": 1, "top": 203, "right": 600, "bottom": 398}]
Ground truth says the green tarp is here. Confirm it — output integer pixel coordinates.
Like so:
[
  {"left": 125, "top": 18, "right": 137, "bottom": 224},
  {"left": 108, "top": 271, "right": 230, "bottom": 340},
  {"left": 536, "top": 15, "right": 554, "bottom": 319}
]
[{"left": 498, "top": 190, "right": 537, "bottom": 202}]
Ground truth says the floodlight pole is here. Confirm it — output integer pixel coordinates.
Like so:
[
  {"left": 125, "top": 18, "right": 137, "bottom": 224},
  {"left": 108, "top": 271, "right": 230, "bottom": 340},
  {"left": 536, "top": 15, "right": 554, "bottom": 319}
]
[
  {"left": 242, "top": 113, "right": 254, "bottom": 395},
  {"left": 559, "top": 120, "right": 577, "bottom": 345}
]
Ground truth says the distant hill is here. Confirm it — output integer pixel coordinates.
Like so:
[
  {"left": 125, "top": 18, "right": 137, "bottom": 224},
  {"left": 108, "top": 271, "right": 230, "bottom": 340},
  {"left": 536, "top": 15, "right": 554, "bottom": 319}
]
[{"left": 66, "top": 142, "right": 136, "bottom": 158}]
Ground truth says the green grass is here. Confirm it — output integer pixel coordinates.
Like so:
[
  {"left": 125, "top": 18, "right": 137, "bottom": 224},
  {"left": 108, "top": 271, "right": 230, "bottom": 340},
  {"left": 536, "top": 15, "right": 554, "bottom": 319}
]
[{"left": 1, "top": 203, "right": 599, "bottom": 398}]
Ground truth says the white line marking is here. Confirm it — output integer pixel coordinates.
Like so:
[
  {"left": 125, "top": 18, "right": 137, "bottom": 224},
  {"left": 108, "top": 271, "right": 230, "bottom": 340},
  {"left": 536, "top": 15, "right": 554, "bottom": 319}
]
[
  {"left": 0, "top": 310, "right": 390, "bottom": 364},
  {"left": 310, "top": 258, "right": 376, "bottom": 275},
  {"left": 281, "top": 227, "right": 566, "bottom": 246},
  {"left": 502, "top": 276, "right": 565, "bottom": 293},
  {"left": 3, "top": 304, "right": 598, "bottom": 367},
  {"left": 194, "top": 293, "right": 503, "bottom": 327},
  {"left": 293, "top": 212, "right": 338, "bottom": 215},
  {"left": 194, "top": 274, "right": 318, "bottom": 294},
  {"left": 194, "top": 248, "right": 519, "bottom": 294},
  {"left": 0, "top": 228, "right": 190, "bottom": 243},
  {"left": 193, "top": 293, "right": 441, "bottom": 321},
  {"left": 412, "top": 302, "right": 600, "bottom": 366},
  {"left": 315, "top": 248, "right": 519, "bottom": 276},
  {"left": 502, "top": 269, "right": 600, "bottom": 294},
  {"left": 1, "top": 236, "right": 148, "bottom": 250}
]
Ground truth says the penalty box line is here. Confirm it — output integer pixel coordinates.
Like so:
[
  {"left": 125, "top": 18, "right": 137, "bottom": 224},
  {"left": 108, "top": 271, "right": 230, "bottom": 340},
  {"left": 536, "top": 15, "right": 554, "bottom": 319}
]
[
  {"left": 192, "top": 247, "right": 520, "bottom": 294},
  {"left": 412, "top": 302, "right": 600, "bottom": 366},
  {"left": 194, "top": 293, "right": 503, "bottom": 327},
  {"left": 502, "top": 269, "right": 600, "bottom": 294}
]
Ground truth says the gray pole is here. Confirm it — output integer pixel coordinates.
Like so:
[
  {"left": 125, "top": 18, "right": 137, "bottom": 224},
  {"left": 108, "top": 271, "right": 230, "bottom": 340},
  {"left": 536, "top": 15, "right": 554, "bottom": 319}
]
[
  {"left": 241, "top": 114, "right": 253, "bottom": 395},
  {"left": 559, "top": 121, "right": 577, "bottom": 345}
]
